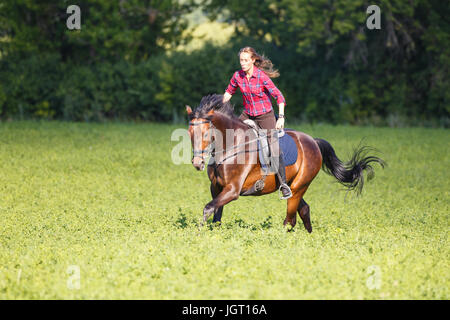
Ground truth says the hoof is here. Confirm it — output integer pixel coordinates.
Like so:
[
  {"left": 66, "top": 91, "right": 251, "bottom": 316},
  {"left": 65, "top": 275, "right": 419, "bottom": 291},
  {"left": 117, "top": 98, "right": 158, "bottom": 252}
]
[
  {"left": 212, "top": 221, "right": 222, "bottom": 228},
  {"left": 203, "top": 204, "right": 215, "bottom": 222},
  {"left": 283, "top": 222, "right": 294, "bottom": 232}
]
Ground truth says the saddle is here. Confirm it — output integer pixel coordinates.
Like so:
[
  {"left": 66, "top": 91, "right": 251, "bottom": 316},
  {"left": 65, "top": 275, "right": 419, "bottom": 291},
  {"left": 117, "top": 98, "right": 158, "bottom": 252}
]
[
  {"left": 240, "top": 119, "right": 298, "bottom": 196},
  {"left": 240, "top": 120, "right": 280, "bottom": 195},
  {"left": 242, "top": 119, "right": 279, "bottom": 173}
]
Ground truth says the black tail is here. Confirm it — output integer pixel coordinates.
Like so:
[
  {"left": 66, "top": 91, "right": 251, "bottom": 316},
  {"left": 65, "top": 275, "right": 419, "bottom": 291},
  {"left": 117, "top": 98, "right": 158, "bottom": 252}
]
[{"left": 314, "top": 138, "right": 386, "bottom": 195}]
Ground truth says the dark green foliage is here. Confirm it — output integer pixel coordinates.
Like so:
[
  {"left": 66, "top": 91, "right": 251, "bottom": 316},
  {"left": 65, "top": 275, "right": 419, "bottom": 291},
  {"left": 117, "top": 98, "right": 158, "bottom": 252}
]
[
  {"left": 0, "top": 0, "right": 195, "bottom": 63},
  {"left": 0, "top": 43, "right": 236, "bottom": 122},
  {"left": 201, "top": 0, "right": 450, "bottom": 126},
  {"left": 0, "top": 0, "right": 198, "bottom": 121},
  {"left": 0, "top": 0, "right": 448, "bottom": 126}
]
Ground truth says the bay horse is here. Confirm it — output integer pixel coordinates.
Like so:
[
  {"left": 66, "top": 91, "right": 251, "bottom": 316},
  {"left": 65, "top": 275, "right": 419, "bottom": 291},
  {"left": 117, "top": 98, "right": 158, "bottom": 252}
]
[{"left": 186, "top": 94, "right": 385, "bottom": 232}]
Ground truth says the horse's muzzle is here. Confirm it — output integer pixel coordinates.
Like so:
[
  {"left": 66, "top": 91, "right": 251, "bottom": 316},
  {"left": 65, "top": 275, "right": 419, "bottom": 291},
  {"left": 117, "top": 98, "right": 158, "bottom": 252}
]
[{"left": 192, "top": 157, "right": 205, "bottom": 171}]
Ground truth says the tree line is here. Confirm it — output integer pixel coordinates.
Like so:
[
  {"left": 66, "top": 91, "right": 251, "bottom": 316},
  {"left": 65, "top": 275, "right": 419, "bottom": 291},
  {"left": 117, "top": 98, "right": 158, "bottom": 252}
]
[{"left": 0, "top": 0, "right": 448, "bottom": 126}]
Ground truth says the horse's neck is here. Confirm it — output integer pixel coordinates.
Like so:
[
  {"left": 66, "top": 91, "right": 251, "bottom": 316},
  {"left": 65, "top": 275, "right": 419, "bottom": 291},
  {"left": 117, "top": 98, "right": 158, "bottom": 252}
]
[
  {"left": 214, "top": 112, "right": 247, "bottom": 129},
  {"left": 212, "top": 114, "right": 251, "bottom": 149}
]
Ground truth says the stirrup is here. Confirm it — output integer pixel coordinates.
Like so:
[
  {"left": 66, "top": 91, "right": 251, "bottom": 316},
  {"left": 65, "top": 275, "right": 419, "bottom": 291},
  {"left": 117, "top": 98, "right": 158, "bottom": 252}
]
[{"left": 278, "top": 183, "right": 292, "bottom": 200}]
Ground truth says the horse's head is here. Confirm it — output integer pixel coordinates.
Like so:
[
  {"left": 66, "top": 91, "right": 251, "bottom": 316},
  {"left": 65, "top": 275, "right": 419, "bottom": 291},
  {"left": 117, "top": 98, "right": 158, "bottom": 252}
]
[{"left": 186, "top": 105, "right": 214, "bottom": 171}]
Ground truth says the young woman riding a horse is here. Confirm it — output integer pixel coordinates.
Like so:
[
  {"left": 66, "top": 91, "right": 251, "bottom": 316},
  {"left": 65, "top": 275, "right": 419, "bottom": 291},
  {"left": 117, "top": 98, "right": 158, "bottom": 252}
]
[
  {"left": 222, "top": 47, "right": 292, "bottom": 199},
  {"left": 186, "top": 48, "right": 385, "bottom": 232}
]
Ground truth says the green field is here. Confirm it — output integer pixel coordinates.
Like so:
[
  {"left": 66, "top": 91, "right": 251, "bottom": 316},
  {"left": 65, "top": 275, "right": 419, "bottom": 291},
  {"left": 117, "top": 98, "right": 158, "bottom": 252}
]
[{"left": 0, "top": 121, "right": 448, "bottom": 299}]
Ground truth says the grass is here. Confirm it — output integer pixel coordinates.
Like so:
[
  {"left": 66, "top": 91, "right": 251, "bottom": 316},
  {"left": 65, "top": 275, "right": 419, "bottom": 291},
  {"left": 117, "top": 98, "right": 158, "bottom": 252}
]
[{"left": 0, "top": 121, "right": 448, "bottom": 299}]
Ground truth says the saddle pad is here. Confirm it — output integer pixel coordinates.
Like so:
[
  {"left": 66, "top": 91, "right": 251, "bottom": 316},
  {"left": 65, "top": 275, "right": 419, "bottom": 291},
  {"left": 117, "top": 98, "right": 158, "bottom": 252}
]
[
  {"left": 258, "top": 130, "right": 298, "bottom": 169},
  {"left": 279, "top": 131, "right": 298, "bottom": 166}
]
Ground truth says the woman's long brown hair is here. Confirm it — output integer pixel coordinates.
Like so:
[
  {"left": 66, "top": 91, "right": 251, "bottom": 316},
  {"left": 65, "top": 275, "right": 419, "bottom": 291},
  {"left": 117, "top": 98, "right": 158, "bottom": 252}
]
[{"left": 238, "top": 47, "right": 280, "bottom": 78}]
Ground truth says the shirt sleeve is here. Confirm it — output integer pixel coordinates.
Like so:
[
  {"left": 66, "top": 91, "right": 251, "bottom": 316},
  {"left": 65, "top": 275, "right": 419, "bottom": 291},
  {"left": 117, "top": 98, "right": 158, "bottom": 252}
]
[
  {"left": 263, "top": 76, "right": 286, "bottom": 106},
  {"left": 225, "top": 72, "right": 239, "bottom": 95}
]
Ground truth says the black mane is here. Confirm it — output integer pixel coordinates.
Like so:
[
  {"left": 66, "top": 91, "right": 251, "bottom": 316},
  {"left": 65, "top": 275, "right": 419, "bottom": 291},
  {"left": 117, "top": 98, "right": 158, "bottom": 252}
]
[{"left": 192, "top": 94, "right": 238, "bottom": 120}]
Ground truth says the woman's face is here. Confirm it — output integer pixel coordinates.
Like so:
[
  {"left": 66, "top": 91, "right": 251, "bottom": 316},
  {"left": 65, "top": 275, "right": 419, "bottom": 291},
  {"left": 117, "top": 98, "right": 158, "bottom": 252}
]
[{"left": 239, "top": 52, "right": 255, "bottom": 72}]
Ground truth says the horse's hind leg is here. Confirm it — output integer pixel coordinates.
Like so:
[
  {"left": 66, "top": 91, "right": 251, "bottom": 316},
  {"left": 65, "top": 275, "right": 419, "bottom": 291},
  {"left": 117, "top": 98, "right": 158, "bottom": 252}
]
[
  {"left": 284, "top": 195, "right": 300, "bottom": 231},
  {"left": 284, "top": 183, "right": 311, "bottom": 232},
  {"left": 298, "top": 199, "right": 312, "bottom": 233}
]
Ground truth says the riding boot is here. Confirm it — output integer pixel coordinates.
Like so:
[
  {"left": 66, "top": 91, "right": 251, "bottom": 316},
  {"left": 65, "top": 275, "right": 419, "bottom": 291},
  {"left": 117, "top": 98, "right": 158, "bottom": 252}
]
[{"left": 276, "top": 153, "right": 292, "bottom": 199}]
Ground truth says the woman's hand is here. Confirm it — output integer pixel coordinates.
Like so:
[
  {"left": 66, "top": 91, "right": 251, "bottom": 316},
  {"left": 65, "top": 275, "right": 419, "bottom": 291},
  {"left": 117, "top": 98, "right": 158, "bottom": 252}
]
[
  {"left": 276, "top": 117, "right": 285, "bottom": 130},
  {"left": 223, "top": 92, "right": 232, "bottom": 104},
  {"left": 276, "top": 103, "right": 285, "bottom": 130}
]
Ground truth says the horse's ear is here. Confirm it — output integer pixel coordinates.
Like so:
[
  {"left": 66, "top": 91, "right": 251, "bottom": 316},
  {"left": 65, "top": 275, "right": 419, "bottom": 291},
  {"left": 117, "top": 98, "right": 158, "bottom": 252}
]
[
  {"left": 186, "top": 105, "right": 192, "bottom": 115},
  {"left": 206, "top": 108, "right": 214, "bottom": 117}
]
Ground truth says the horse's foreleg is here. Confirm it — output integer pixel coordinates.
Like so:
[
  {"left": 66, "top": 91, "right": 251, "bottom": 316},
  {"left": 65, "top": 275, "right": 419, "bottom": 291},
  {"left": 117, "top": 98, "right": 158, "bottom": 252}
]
[
  {"left": 203, "top": 184, "right": 239, "bottom": 223},
  {"left": 210, "top": 183, "right": 223, "bottom": 224},
  {"left": 212, "top": 207, "right": 223, "bottom": 225}
]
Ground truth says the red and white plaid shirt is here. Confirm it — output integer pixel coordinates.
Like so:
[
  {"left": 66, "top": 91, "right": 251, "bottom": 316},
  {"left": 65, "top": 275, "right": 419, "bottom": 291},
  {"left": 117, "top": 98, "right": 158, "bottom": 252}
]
[{"left": 225, "top": 67, "right": 286, "bottom": 116}]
